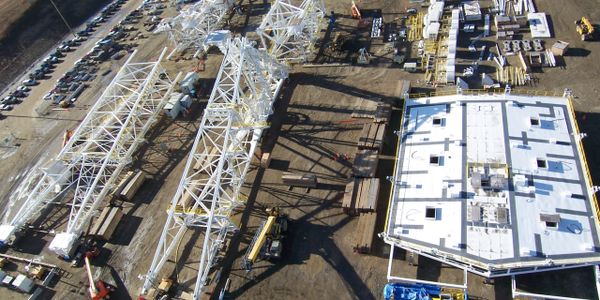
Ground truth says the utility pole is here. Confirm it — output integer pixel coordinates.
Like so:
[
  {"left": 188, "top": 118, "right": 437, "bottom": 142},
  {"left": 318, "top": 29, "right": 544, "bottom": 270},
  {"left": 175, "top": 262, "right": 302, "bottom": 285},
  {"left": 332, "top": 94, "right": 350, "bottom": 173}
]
[{"left": 49, "top": 0, "right": 77, "bottom": 38}]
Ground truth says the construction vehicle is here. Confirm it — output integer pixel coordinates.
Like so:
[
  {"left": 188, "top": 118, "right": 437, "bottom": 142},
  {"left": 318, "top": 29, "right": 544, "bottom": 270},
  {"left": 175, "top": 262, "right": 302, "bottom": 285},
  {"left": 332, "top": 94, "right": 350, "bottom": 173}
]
[
  {"left": 575, "top": 17, "right": 595, "bottom": 41},
  {"left": 242, "top": 207, "right": 288, "bottom": 271},
  {"left": 84, "top": 248, "right": 115, "bottom": 300}
]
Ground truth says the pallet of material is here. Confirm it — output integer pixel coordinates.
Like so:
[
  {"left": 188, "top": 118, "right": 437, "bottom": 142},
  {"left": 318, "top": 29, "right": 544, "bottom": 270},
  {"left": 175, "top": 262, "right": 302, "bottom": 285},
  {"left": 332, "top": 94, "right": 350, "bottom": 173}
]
[
  {"left": 89, "top": 206, "right": 123, "bottom": 241},
  {"left": 355, "top": 178, "right": 380, "bottom": 213},
  {"left": 358, "top": 123, "right": 385, "bottom": 150},
  {"left": 352, "top": 150, "right": 378, "bottom": 177},
  {"left": 342, "top": 178, "right": 380, "bottom": 215},
  {"left": 354, "top": 212, "right": 377, "bottom": 254},
  {"left": 342, "top": 179, "right": 359, "bottom": 215},
  {"left": 281, "top": 172, "right": 317, "bottom": 188}
]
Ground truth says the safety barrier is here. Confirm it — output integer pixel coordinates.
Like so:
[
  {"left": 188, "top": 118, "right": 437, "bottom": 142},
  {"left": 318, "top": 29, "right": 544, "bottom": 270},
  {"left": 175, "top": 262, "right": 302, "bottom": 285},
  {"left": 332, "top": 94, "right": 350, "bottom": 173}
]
[
  {"left": 409, "top": 88, "right": 564, "bottom": 99},
  {"left": 567, "top": 96, "right": 600, "bottom": 228}
]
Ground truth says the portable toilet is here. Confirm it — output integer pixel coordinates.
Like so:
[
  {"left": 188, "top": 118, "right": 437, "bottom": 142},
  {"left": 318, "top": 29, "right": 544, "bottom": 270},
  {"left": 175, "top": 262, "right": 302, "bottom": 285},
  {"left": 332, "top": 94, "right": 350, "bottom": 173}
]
[
  {"left": 180, "top": 72, "right": 200, "bottom": 97},
  {"left": 12, "top": 274, "right": 34, "bottom": 293},
  {"left": 164, "top": 93, "right": 183, "bottom": 119}
]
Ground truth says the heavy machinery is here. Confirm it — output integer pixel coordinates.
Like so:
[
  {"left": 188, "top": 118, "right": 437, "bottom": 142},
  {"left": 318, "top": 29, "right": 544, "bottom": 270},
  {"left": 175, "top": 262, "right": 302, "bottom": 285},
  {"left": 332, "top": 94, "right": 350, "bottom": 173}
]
[
  {"left": 575, "top": 17, "right": 595, "bottom": 41},
  {"left": 242, "top": 208, "right": 288, "bottom": 271},
  {"left": 84, "top": 249, "right": 114, "bottom": 300}
]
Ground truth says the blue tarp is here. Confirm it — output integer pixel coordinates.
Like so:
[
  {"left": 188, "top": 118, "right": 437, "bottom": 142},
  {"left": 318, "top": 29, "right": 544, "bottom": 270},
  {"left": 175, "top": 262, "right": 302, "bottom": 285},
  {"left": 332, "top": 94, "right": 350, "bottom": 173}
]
[{"left": 383, "top": 283, "right": 441, "bottom": 300}]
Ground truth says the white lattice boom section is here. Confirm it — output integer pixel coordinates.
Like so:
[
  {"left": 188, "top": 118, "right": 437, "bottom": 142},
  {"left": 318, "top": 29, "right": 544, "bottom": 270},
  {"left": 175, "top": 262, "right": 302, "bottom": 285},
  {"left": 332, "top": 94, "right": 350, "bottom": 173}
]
[
  {"left": 141, "top": 37, "right": 287, "bottom": 299},
  {"left": 156, "top": 0, "right": 234, "bottom": 55},
  {"left": 0, "top": 49, "right": 179, "bottom": 257},
  {"left": 257, "top": 0, "right": 325, "bottom": 62}
]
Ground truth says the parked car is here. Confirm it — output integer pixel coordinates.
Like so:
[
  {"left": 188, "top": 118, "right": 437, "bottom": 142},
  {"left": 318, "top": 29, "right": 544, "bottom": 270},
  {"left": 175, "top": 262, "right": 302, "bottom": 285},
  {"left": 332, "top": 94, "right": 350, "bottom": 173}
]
[
  {"left": 74, "top": 35, "right": 86, "bottom": 43},
  {"left": 51, "top": 50, "right": 64, "bottom": 58},
  {"left": 10, "top": 90, "right": 27, "bottom": 98},
  {"left": 22, "top": 79, "right": 37, "bottom": 86},
  {"left": 43, "top": 92, "right": 53, "bottom": 101},
  {"left": 0, "top": 104, "right": 13, "bottom": 111},
  {"left": 2, "top": 96, "right": 17, "bottom": 104},
  {"left": 28, "top": 71, "right": 44, "bottom": 80},
  {"left": 17, "top": 86, "right": 30, "bottom": 92},
  {"left": 58, "top": 45, "right": 71, "bottom": 52}
]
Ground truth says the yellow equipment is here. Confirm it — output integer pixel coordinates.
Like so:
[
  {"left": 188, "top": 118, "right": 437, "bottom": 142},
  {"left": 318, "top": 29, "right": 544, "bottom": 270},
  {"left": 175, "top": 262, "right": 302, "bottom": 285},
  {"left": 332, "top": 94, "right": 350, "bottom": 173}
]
[
  {"left": 242, "top": 207, "right": 288, "bottom": 271},
  {"left": 575, "top": 17, "right": 595, "bottom": 41}
]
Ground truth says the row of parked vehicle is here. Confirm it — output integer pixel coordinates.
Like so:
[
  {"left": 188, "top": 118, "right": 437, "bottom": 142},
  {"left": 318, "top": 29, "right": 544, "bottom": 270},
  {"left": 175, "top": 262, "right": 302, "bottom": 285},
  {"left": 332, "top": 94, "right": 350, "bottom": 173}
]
[{"left": 3, "top": 0, "right": 134, "bottom": 112}]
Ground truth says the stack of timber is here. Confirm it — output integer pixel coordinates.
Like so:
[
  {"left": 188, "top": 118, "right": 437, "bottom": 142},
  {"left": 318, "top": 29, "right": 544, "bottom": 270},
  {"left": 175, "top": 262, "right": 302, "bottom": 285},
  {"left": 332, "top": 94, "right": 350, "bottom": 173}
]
[
  {"left": 358, "top": 123, "right": 385, "bottom": 150},
  {"left": 342, "top": 178, "right": 380, "bottom": 215},
  {"left": 342, "top": 179, "right": 358, "bottom": 214},
  {"left": 120, "top": 170, "right": 146, "bottom": 201},
  {"left": 89, "top": 206, "right": 123, "bottom": 241},
  {"left": 352, "top": 150, "right": 379, "bottom": 177},
  {"left": 282, "top": 172, "right": 317, "bottom": 188},
  {"left": 354, "top": 212, "right": 377, "bottom": 254},
  {"left": 113, "top": 171, "right": 134, "bottom": 198}
]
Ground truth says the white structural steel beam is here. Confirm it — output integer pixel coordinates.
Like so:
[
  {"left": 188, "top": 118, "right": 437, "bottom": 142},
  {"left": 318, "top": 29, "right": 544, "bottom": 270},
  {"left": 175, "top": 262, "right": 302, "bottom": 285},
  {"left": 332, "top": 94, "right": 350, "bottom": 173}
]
[
  {"left": 156, "top": 0, "right": 234, "bottom": 56},
  {"left": 0, "top": 48, "right": 180, "bottom": 257},
  {"left": 142, "top": 1, "right": 325, "bottom": 298},
  {"left": 257, "top": 0, "right": 325, "bottom": 63},
  {"left": 141, "top": 37, "right": 287, "bottom": 299}
]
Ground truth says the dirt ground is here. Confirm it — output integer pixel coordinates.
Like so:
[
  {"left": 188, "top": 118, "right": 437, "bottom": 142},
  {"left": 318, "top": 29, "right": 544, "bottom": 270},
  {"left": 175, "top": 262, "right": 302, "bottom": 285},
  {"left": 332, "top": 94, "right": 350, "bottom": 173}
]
[
  {"left": 1, "top": 0, "right": 600, "bottom": 299},
  {"left": 0, "top": 1, "right": 36, "bottom": 38}
]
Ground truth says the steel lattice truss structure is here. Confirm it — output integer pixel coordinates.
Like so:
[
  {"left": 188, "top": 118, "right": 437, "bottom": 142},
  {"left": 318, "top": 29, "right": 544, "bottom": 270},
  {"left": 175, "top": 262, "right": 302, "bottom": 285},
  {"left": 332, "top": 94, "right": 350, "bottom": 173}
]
[
  {"left": 156, "top": 0, "right": 233, "bottom": 55},
  {"left": 142, "top": 37, "right": 287, "bottom": 299},
  {"left": 257, "top": 0, "right": 325, "bottom": 62},
  {"left": 0, "top": 49, "right": 179, "bottom": 256}
]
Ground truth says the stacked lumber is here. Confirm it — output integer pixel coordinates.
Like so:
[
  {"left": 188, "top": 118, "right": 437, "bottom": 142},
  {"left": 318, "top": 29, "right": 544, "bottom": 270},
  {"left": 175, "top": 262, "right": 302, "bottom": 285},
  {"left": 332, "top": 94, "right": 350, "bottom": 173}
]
[
  {"left": 282, "top": 172, "right": 317, "bottom": 188},
  {"left": 113, "top": 171, "right": 134, "bottom": 198},
  {"left": 355, "top": 178, "right": 380, "bottom": 212},
  {"left": 358, "top": 123, "right": 385, "bottom": 150},
  {"left": 342, "top": 179, "right": 358, "bottom": 214},
  {"left": 193, "top": 146, "right": 218, "bottom": 170},
  {"left": 354, "top": 212, "right": 377, "bottom": 254},
  {"left": 89, "top": 206, "right": 123, "bottom": 241},
  {"left": 352, "top": 150, "right": 378, "bottom": 177},
  {"left": 260, "top": 152, "right": 272, "bottom": 168},
  {"left": 342, "top": 178, "right": 380, "bottom": 215},
  {"left": 120, "top": 170, "right": 146, "bottom": 201}
]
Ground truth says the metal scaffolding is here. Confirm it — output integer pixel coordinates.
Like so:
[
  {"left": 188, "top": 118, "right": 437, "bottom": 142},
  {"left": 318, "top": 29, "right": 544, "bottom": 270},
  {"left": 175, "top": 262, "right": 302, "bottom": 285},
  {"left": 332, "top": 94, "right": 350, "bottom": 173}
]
[
  {"left": 0, "top": 48, "right": 179, "bottom": 257},
  {"left": 142, "top": 2, "right": 326, "bottom": 298},
  {"left": 155, "top": 0, "right": 234, "bottom": 57},
  {"left": 257, "top": 0, "right": 325, "bottom": 62},
  {"left": 141, "top": 37, "right": 287, "bottom": 299}
]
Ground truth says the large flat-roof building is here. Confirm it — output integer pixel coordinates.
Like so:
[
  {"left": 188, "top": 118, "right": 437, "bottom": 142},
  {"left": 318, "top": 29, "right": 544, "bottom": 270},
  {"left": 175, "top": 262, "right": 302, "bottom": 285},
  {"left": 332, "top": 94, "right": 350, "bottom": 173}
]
[{"left": 384, "top": 93, "right": 600, "bottom": 278}]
